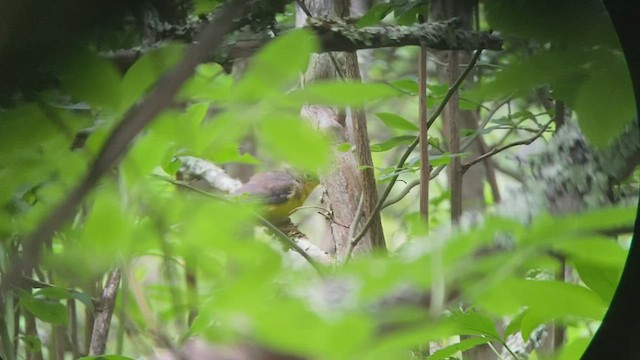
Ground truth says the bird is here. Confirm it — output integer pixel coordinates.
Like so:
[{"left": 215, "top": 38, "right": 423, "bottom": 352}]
[{"left": 231, "top": 170, "right": 320, "bottom": 224}]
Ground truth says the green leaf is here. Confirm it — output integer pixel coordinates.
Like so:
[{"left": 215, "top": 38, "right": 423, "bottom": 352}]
[
  {"left": 574, "top": 55, "right": 635, "bottom": 147},
  {"left": 429, "top": 336, "right": 491, "bottom": 360},
  {"left": 292, "top": 81, "right": 401, "bottom": 106},
  {"left": 574, "top": 261, "right": 623, "bottom": 303},
  {"left": 34, "top": 287, "right": 72, "bottom": 299},
  {"left": 504, "top": 310, "right": 527, "bottom": 338},
  {"left": 449, "top": 310, "right": 501, "bottom": 339},
  {"left": 553, "top": 237, "right": 627, "bottom": 268},
  {"left": 179, "top": 62, "right": 233, "bottom": 101},
  {"left": 233, "top": 29, "right": 318, "bottom": 101},
  {"left": 477, "top": 278, "right": 607, "bottom": 322},
  {"left": 258, "top": 114, "right": 331, "bottom": 172},
  {"left": 19, "top": 336, "right": 42, "bottom": 353},
  {"left": 357, "top": 3, "right": 393, "bottom": 27},
  {"left": 556, "top": 337, "right": 592, "bottom": 360},
  {"left": 59, "top": 49, "right": 122, "bottom": 111},
  {"left": 375, "top": 112, "right": 419, "bottom": 131},
  {"left": 370, "top": 135, "right": 416, "bottom": 152},
  {"left": 121, "top": 44, "right": 184, "bottom": 111},
  {"left": 485, "top": 0, "right": 619, "bottom": 48},
  {"left": 390, "top": 79, "right": 419, "bottom": 94},
  {"left": 20, "top": 295, "right": 68, "bottom": 325}
]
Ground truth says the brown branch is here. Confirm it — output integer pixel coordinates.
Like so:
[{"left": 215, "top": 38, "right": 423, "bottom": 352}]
[
  {"left": 89, "top": 269, "right": 122, "bottom": 355},
  {"left": 108, "top": 19, "right": 502, "bottom": 73},
  {"left": 418, "top": 46, "right": 430, "bottom": 222},
  {"left": 462, "top": 120, "right": 553, "bottom": 173},
  {"left": 0, "top": 0, "right": 247, "bottom": 295},
  {"left": 448, "top": 50, "right": 462, "bottom": 223},
  {"left": 307, "top": 17, "right": 502, "bottom": 51}
]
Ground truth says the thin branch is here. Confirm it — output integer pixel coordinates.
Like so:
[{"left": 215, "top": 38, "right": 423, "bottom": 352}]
[
  {"left": 0, "top": 0, "right": 247, "bottom": 295},
  {"left": 344, "top": 192, "right": 365, "bottom": 262},
  {"left": 89, "top": 269, "right": 121, "bottom": 355},
  {"left": 347, "top": 49, "right": 484, "bottom": 251},
  {"left": 418, "top": 45, "right": 430, "bottom": 222},
  {"left": 382, "top": 165, "right": 446, "bottom": 209},
  {"left": 448, "top": 50, "right": 462, "bottom": 222},
  {"left": 462, "top": 120, "right": 553, "bottom": 173}
]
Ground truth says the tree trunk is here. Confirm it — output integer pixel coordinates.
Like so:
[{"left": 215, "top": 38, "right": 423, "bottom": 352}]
[{"left": 297, "top": 0, "right": 387, "bottom": 261}]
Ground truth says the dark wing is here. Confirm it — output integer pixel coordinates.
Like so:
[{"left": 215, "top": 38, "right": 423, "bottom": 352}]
[{"left": 231, "top": 171, "right": 300, "bottom": 205}]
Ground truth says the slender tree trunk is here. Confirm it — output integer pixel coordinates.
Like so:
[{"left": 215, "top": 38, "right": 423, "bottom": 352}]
[
  {"left": 431, "top": 0, "right": 490, "bottom": 212},
  {"left": 297, "top": 0, "right": 386, "bottom": 260},
  {"left": 430, "top": 1, "right": 499, "bottom": 358}
]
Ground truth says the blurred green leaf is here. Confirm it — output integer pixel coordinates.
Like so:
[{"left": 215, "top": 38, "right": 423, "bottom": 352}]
[
  {"left": 233, "top": 29, "right": 317, "bottom": 102},
  {"left": 390, "top": 79, "right": 419, "bottom": 94},
  {"left": 574, "top": 56, "right": 635, "bottom": 147},
  {"left": 121, "top": 44, "right": 184, "bottom": 111},
  {"left": 292, "top": 81, "right": 401, "bottom": 106},
  {"left": 59, "top": 49, "right": 122, "bottom": 112},
  {"left": 556, "top": 337, "right": 592, "bottom": 360},
  {"left": 20, "top": 294, "right": 68, "bottom": 325},
  {"left": 430, "top": 336, "right": 491, "bottom": 360},
  {"left": 258, "top": 114, "right": 331, "bottom": 171},
  {"left": 574, "top": 261, "right": 623, "bottom": 303},
  {"left": 357, "top": 3, "right": 393, "bottom": 27},
  {"left": 477, "top": 278, "right": 607, "bottom": 322}
]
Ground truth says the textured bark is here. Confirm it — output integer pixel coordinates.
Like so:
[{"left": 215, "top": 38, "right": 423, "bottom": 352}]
[
  {"left": 297, "top": 0, "right": 386, "bottom": 260},
  {"left": 90, "top": 269, "right": 121, "bottom": 355},
  {"left": 431, "top": 0, "right": 487, "bottom": 214},
  {"left": 430, "top": 2, "right": 496, "bottom": 358}
]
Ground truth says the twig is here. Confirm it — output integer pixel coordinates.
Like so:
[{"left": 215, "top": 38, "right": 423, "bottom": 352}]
[
  {"left": 89, "top": 268, "right": 121, "bottom": 355},
  {"left": 347, "top": 49, "right": 484, "bottom": 251},
  {"left": 448, "top": 49, "right": 462, "bottom": 222},
  {"left": 382, "top": 165, "right": 446, "bottom": 209},
  {"left": 462, "top": 120, "right": 553, "bottom": 173},
  {"left": 344, "top": 192, "right": 365, "bottom": 262},
  {"left": 0, "top": 0, "right": 247, "bottom": 295},
  {"left": 418, "top": 45, "right": 430, "bottom": 222}
]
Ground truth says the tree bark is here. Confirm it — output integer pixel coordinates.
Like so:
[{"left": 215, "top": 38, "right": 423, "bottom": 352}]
[{"left": 297, "top": 0, "right": 386, "bottom": 260}]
